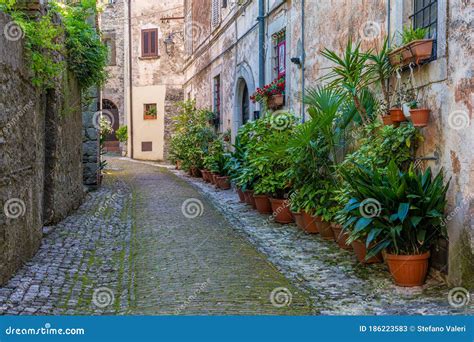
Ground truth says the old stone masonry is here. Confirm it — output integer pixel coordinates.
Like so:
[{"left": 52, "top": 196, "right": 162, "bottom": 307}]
[{"left": 0, "top": 157, "right": 472, "bottom": 315}]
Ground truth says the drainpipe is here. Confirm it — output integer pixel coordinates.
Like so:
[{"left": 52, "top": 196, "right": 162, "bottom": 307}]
[
  {"left": 128, "top": 0, "right": 134, "bottom": 158},
  {"left": 258, "top": 0, "right": 265, "bottom": 90},
  {"left": 301, "top": 0, "right": 305, "bottom": 123}
]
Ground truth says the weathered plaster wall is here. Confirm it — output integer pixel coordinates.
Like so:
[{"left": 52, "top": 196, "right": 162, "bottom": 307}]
[{"left": 0, "top": 9, "right": 85, "bottom": 284}]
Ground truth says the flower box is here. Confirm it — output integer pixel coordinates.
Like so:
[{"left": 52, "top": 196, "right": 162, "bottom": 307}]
[
  {"left": 388, "top": 39, "right": 434, "bottom": 67},
  {"left": 268, "top": 94, "right": 284, "bottom": 110}
]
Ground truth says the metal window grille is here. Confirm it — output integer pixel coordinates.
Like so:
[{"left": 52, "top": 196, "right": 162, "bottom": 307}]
[{"left": 409, "top": 0, "right": 437, "bottom": 60}]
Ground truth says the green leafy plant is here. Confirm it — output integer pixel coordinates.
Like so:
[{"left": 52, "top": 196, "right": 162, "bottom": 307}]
[
  {"left": 115, "top": 125, "right": 128, "bottom": 143},
  {"left": 341, "top": 160, "right": 450, "bottom": 257},
  {"left": 401, "top": 26, "right": 428, "bottom": 45}
]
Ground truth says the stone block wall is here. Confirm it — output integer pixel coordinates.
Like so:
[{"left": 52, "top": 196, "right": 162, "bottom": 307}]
[
  {"left": 0, "top": 8, "right": 85, "bottom": 284},
  {"left": 163, "top": 87, "right": 184, "bottom": 160}
]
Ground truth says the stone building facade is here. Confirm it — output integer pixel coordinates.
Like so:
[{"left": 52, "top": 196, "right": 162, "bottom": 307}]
[
  {"left": 183, "top": 0, "right": 473, "bottom": 287},
  {"left": 99, "top": 0, "right": 185, "bottom": 161}
]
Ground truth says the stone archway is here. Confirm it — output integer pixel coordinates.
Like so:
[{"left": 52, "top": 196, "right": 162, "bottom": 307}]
[{"left": 233, "top": 62, "right": 256, "bottom": 138}]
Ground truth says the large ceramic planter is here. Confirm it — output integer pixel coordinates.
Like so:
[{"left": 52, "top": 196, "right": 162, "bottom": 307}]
[
  {"left": 301, "top": 211, "right": 318, "bottom": 233},
  {"left": 331, "top": 223, "right": 351, "bottom": 250},
  {"left": 409, "top": 108, "right": 430, "bottom": 127},
  {"left": 253, "top": 194, "right": 272, "bottom": 214},
  {"left": 216, "top": 176, "right": 231, "bottom": 190},
  {"left": 351, "top": 239, "right": 383, "bottom": 264},
  {"left": 236, "top": 188, "right": 245, "bottom": 203},
  {"left": 269, "top": 198, "right": 293, "bottom": 224},
  {"left": 389, "top": 108, "right": 406, "bottom": 122},
  {"left": 292, "top": 211, "right": 305, "bottom": 230},
  {"left": 316, "top": 217, "right": 335, "bottom": 240},
  {"left": 244, "top": 190, "right": 257, "bottom": 209},
  {"left": 268, "top": 94, "right": 284, "bottom": 110},
  {"left": 385, "top": 252, "right": 430, "bottom": 287}
]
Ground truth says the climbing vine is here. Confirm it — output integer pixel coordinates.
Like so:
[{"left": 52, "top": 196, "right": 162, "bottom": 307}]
[{"left": 0, "top": 0, "right": 107, "bottom": 89}]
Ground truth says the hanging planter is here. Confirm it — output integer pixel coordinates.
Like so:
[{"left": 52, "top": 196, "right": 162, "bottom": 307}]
[
  {"left": 250, "top": 76, "right": 285, "bottom": 110},
  {"left": 389, "top": 108, "right": 406, "bottom": 122},
  {"left": 381, "top": 114, "right": 393, "bottom": 126}
]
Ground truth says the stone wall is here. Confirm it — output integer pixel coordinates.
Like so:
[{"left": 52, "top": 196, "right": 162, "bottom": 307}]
[
  {"left": 163, "top": 87, "right": 184, "bottom": 160},
  {"left": 0, "top": 9, "right": 85, "bottom": 284}
]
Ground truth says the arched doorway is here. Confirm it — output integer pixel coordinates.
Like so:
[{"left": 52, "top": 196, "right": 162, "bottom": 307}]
[
  {"left": 241, "top": 83, "right": 250, "bottom": 125},
  {"left": 102, "top": 99, "right": 120, "bottom": 153}
]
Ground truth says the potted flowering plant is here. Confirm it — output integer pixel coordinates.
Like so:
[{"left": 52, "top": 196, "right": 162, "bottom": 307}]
[
  {"left": 389, "top": 26, "right": 434, "bottom": 67},
  {"left": 250, "top": 76, "right": 285, "bottom": 110}
]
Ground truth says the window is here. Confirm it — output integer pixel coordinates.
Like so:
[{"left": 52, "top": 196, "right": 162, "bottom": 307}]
[
  {"left": 213, "top": 75, "right": 221, "bottom": 130},
  {"left": 141, "top": 29, "right": 158, "bottom": 57},
  {"left": 144, "top": 103, "right": 157, "bottom": 120},
  {"left": 142, "top": 142, "right": 153, "bottom": 152},
  {"left": 103, "top": 36, "right": 116, "bottom": 66},
  {"left": 410, "top": 0, "right": 437, "bottom": 59},
  {"left": 211, "top": 0, "right": 221, "bottom": 28},
  {"left": 222, "top": 0, "right": 228, "bottom": 8},
  {"left": 272, "top": 29, "right": 286, "bottom": 79}
]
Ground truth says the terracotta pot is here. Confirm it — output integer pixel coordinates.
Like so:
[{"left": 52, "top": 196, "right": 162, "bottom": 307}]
[
  {"left": 189, "top": 167, "right": 201, "bottom": 178},
  {"left": 331, "top": 224, "right": 351, "bottom": 250},
  {"left": 409, "top": 108, "right": 430, "bottom": 127},
  {"left": 244, "top": 190, "right": 257, "bottom": 209},
  {"left": 269, "top": 198, "right": 293, "bottom": 224},
  {"left": 292, "top": 211, "right": 305, "bottom": 230},
  {"left": 236, "top": 188, "right": 245, "bottom": 203},
  {"left": 409, "top": 39, "right": 434, "bottom": 64},
  {"left": 351, "top": 239, "right": 383, "bottom": 264},
  {"left": 381, "top": 115, "right": 393, "bottom": 126},
  {"left": 210, "top": 173, "right": 219, "bottom": 185},
  {"left": 216, "top": 176, "right": 231, "bottom": 190},
  {"left": 388, "top": 46, "right": 405, "bottom": 66},
  {"left": 253, "top": 194, "right": 273, "bottom": 214},
  {"left": 200, "top": 170, "right": 209, "bottom": 182},
  {"left": 176, "top": 160, "right": 182, "bottom": 170},
  {"left": 389, "top": 108, "right": 406, "bottom": 122},
  {"left": 316, "top": 217, "right": 335, "bottom": 240},
  {"left": 268, "top": 94, "right": 284, "bottom": 110},
  {"left": 301, "top": 211, "right": 319, "bottom": 233},
  {"left": 385, "top": 252, "right": 430, "bottom": 287}
]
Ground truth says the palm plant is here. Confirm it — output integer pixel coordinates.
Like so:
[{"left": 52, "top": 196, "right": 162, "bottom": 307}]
[{"left": 320, "top": 39, "right": 374, "bottom": 125}]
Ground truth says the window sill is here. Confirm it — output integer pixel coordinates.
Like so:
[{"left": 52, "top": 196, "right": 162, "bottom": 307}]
[{"left": 139, "top": 55, "right": 160, "bottom": 60}]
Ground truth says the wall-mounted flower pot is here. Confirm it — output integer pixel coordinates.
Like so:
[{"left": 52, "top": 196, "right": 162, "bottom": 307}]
[
  {"left": 236, "top": 188, "right": 245, "bottom": 203},
  {"left": 385, "top": 252, "right": 430, "bottom": 286},
  {"left": 330, "top": 223, "right": 351, "bottom": 250},
  {"left": 389, "top": 108, "right": 406, "bottom": 122},
  {"left": 292, "top": 211, "right": 305, "bottom": 230},
  {"left": 301, "top": 211, "right": 319, "bottom": 233},
  {"left": 381, "top": 114, "right": 393, "bottom": 126},
  {"left": 351, "top": 239, "right": 383, "bottom": 264},
  {"left": 253, "top": 194, "right": 273, "bottom": 214},
  {"left": 216, "top": 176, "right": 231, "bottom": 190},
  {"left": 144, "top": 114, "right": 157, "bottom": 120},
  {"left": 409, "top": 108, "right": 430, "bottom": 127},
  {"left": 268, "top": 94, "right": 284, "bottom": 110},
  {"left": 269, "top": 198, "right": 293, "bottom": 224},
  {"left": 388, "top": 39, "right": 434, "bottom": 67},
  {"left": 316, "top": 217, "right": 335, "bottom": 240}
]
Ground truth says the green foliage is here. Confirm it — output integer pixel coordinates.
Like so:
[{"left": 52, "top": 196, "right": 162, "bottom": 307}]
[
  {"left": 401, "top": 26, "right": 428, "bottom": 45},
  {"left": 341, "top": 161, "right": 449, "bottom": 257},
  {"left": 115, "top": 125, "right": 128, "bottom": 143},
  {"left": 0, "top": 0, "right": 107, "bottom": 89},
  {"left": 169, "top": 100, "right": 217, "bottom": 172},
  {"left": 203, "top": 138, "right": 230, "bottom": 175}
]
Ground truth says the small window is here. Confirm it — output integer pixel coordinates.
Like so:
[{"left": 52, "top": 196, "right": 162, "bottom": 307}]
[
  {"left": 213, "top": 75, "right": 221, "bottom": 130},
  {"left": 142, "top": 142, "right": 153, "bottom": 152},
  {"left": 272, "top": 30, "right": 286, "bottom": 79},
  {"left": 410, "top": 0, "right": 437, "bottom": 59},
  {"left": 103, "top": 37, "right": 116, "bottom": 66},
  {"left": 211, "top": 0, "right": 221, "bottom": 28},
  {"left": 141, "top": 29, "right": 158, "bottom": 57},
  {"left": 144, "top": 103, "right": 157, "bottom": 120}
]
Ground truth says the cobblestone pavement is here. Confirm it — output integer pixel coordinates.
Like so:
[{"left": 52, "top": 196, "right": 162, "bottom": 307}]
[
  {"left": 170, "top": 166, "right": 474, "bottom": 315},
  {"left": 0, "top": 157, "right": 311, "bottom": 315}
]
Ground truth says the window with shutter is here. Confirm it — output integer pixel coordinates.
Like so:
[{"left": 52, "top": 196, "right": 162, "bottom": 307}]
[
  {"left": 211, "top": 0, "right": 221, "bottom": 28},
  {"left": 141, "top": 29, "right": 159, "bottom": 57}
]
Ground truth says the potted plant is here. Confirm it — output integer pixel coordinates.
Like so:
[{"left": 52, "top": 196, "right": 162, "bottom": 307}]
[
  {"left": 314, "top": 182, "right": 336, "bottom": 240},
  {"left": 342, "top": 161, "right": 449, "bottom": 286},
  {"left": 144, "top": 105, "right": 158, "bottom": 120},
  {"left": 408, "top": 100, "right": 430, "bottom": 127},
  {"left": 115, "top": 125, "right": 128, "bottom": 157},
  {"left": 388, "top": 26, "right": 433, "bottom": 67},
  {"left": 250, "top": 76, "right": 286, "bottom": 110}
]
